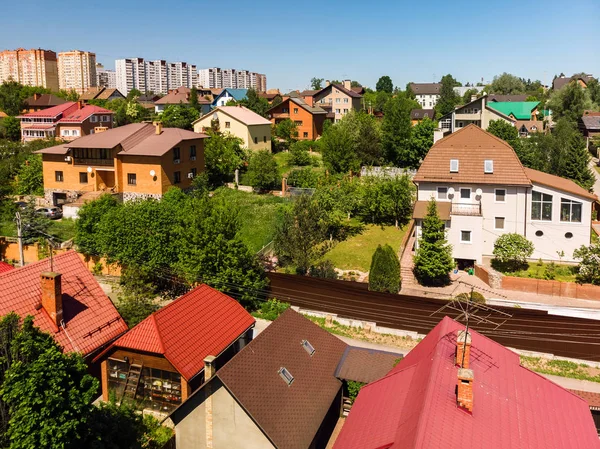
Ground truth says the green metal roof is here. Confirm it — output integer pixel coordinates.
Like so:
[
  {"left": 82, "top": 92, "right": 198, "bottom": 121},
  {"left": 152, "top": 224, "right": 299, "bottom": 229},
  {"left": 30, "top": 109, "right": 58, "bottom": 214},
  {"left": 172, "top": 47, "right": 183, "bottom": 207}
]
[{"left": 487, "top": 101, "right": 540, "bottom": 120}]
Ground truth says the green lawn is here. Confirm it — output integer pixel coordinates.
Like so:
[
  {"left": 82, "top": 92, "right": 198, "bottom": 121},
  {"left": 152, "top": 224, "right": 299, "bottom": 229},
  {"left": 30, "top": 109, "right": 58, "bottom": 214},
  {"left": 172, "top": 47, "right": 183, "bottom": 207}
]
[
  {"left": 492, "top": 260, "right": 578, "bottom": 282},
  {"left": 273, "top": 151, "right": 324, "bottom": 178},
  {"left": 0, "top": 218, "right": 76, "bottom": 242},
  {"left": 324, "top": 224, "right": 407, "bottom": 272},
  {"left": 212, "top": 187, "right": 289, "bottom": 253},
  {"left": 595, "top": 165, "right": 600, "bottom": 175}
]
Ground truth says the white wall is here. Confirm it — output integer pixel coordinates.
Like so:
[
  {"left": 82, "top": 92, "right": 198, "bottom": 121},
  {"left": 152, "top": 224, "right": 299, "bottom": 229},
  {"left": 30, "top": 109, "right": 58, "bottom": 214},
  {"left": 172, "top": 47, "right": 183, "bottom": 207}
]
[{"left": 416, "top": 94, "right": 439, "bottom": 108}]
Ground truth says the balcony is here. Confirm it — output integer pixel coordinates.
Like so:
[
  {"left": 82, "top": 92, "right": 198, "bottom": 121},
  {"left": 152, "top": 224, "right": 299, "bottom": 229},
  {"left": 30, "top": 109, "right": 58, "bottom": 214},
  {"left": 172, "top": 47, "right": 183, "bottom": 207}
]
[
  {"left": 73, "top": 158, "right": 114, "bottom": 166},
  {"left": 270, "top": 112, "right": 289, "bottom": 119},
  {"left": 451, "top": 202, "right": 481, "bottom": 216}
]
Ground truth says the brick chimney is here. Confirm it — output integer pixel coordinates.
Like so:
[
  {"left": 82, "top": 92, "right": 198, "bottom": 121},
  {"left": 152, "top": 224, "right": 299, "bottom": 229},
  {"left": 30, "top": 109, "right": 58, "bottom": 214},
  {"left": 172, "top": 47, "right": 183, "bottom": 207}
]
[
  {"left": 41, "top": 272, "right": 63, "bottom": 328},
  {"left": 204, "top": 355, "right": 216, "bottom": 379},
  {"left": 456, "top": 330, "right": 472, "bottom": 368},
  {"left": 153, "top": 121, "right": 163, "bottom": 135},
  {"left": 325, "top": 80, "right": 330, "bottom": 87},
  {"left": 34, "top": 92, "right": 41, "bottom": 100},
  {"left": 343, "top": 79, "right": 351, "bottom": 90},
  {"left": 457, "top": 368, "right": 474, "bottom": 412},
  {"left": 77, "top": 100, "right": 84, "bottom": 109}
]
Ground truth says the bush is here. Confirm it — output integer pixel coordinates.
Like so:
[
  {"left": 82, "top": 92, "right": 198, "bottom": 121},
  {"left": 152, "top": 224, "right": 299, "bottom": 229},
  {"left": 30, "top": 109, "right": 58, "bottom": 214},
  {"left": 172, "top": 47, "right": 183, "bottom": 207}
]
[
  {"left": 368, "top": 244, "right": 401, "bottom": 293},
  {"left": 309, "top": 260, "right": 338, "bottom": 279},
  {"left": 347, "top": 380, "right": 366, "bottom": 404},
  {"left": 574, "top": 243, "right": 600, "bottom": 285},
  {"left": 454, "top": 291, "right": 486, "bottom": 304},
  {"left": 289, "top": 143, "right": 311, "bottom": 166},
  {"left": 246, "top": 150, "right": 279, "bottom": 190},
  {"left": 493, "top": 233, "right": 534, "bottom": 271},
  {"left": 287, "top": 167, "right": 320, "bottom": 188},
  {"left": 259, "top": 298, "right": 290, "bottom": 320}
]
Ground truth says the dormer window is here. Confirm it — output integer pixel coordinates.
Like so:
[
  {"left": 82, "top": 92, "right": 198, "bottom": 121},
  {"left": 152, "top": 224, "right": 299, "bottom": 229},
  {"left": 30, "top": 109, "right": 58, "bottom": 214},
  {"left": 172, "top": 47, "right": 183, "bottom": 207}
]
[
  {"left": 301, "top": 340, "right": 315, "bottom": 356},
  {"left": 450, "top": 159, "right": 459, "bottom": 173},
  {"left": 278, "top": 367, "right": 294, "bottom": 386},
  {"left": 484, "top": 160, "right": 494, "bottom": 173}
]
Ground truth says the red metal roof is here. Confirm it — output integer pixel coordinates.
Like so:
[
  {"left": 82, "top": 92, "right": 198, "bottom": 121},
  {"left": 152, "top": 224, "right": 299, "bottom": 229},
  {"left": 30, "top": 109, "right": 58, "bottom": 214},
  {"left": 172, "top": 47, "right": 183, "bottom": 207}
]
[
  {"left": 59, "top": 105, "right": 113, "bottom": 123},
  {"left": 19, "top": 101, "right": 78, "bottom": 118},
  {"left": 0, "top": 251, "right": 127, "bottom": 356},
  {"left": 98, "top": 284, "right": 255, "bottom": 381},
  {"left": 0, "top": 261, "right": 14, "bottom": 273},
  {"left": 334, "top": 316, "right": 600, "bottom": 449}
]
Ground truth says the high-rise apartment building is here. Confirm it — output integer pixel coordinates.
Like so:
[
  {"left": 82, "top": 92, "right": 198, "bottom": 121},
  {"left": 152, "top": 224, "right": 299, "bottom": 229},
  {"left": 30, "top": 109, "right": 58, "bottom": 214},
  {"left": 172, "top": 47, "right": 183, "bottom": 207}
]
[
  {"left": 96, "top": 63, "right": 117, "bottom": 89},
  {"left": 198, "top": 67, "right": 266, "bottom": 91},
  {"left": 116, "top": 58, "right": 198, "bottom": 95},
  {"left": 58, "top": 50, "right": 97, "bottom": 94},
  {"left": 0, "top": 48, "right": 59, "bottom": 91}
]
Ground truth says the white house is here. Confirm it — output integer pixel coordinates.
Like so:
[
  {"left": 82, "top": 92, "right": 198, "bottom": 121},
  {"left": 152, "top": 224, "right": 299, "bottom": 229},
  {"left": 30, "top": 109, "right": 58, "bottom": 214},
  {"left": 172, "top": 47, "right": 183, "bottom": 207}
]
[
  {"left": 412, "top": 125, "right": 597, "bottom": 265},
  {"left": 409, "top": 83, "right": 441, "bottom": 109}
]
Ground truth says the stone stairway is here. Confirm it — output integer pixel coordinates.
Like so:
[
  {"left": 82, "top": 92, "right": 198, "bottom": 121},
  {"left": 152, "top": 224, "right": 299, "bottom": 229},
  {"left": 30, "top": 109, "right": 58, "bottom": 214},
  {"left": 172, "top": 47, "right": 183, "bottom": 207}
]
[{"left": 400, "top": 230, "right": 417, "bottom": 287}]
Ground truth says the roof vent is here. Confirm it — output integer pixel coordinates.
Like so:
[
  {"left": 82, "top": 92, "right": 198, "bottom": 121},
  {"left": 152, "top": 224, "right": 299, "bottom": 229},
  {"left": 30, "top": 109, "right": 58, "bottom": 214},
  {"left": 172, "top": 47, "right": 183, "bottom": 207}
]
[
  {"left": 450, "top": 159, "right": 459, "bottom": 173},
  {"left": 484, "top": 160, "right": 494, "bottom": 174},
  {"left": 301, "top": 340, "right": 315, "bottom": 356},
  {"left": 278, "top": 367, "right": 294, "bottom": 386}
]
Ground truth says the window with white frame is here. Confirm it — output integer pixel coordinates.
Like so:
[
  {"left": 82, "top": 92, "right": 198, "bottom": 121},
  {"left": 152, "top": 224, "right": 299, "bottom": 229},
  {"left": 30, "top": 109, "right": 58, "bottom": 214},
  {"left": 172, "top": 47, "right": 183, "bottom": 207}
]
[
  {"left": 560, "top": 198, "right": 582, "bottom": 223},
  {"left": 335, "top": 98, "right": 340, "bottom": 103},
  {"left": 495, "top": 189, "right": 506, "bottom": 202},
  {"left": 495, "top": 217, "right": 505, "bottom": 229},
  {"left": 460, "top": 188, "right": 471, "bottom": 199},
  {"left": 484, "top": 160, "right": 493, "bottom": 173},
  {"left": 437, "top": 187, "right": 448, "bottom": 200},
  {"left": 531, "top": 191, "right": 552, "bottom": 221},
  {"left": 450, "top": 159, "right": 459, "bottom": 172},
  {"left": 344, "top": 98, "right": 348, "bottom": 103},
  {"left": 90, "top": 116, "right": 97, "bottom": 123},
  {"left": 460, "top": 230, "right": 472, "bottom": 243}
]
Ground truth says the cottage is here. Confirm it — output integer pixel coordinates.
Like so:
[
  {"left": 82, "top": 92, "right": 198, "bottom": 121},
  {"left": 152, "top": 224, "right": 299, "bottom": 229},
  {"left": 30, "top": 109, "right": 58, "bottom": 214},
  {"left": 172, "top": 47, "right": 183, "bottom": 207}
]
[
  {"left": 438, "top": 95, "right": 514, "bottom": 134},
  {"left": 211, "top": 88, "right": 248, "bottom": 107},
  {"left": 311, "top": 80, "right": 362, "bottom": 123},
  {"left": 267, "top": 97, "right": 328, "bottom": 140}
]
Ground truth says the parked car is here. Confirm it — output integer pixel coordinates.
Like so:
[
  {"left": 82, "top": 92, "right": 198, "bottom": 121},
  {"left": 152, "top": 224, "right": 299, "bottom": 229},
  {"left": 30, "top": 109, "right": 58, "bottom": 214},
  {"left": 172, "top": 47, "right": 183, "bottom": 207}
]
[
  {"left": 14, "top": 201, "right": 27, "bottom": 210},
  {"left": 36, "top": 207, "right": 62, "bottom": 220}
]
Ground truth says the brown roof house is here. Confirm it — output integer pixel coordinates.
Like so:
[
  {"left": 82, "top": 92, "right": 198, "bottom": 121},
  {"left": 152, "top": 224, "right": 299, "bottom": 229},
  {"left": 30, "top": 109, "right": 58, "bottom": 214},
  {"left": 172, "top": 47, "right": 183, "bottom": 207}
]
[
  {"left": 409, "top": 82, "right": 441, "bottom": 109},
  {"left": 312, "top": 80, "right": 362, "bottom": 123},
  {"left": 553, "top": 74, "right": 596, "bottom": 90},
  {"left": 410, "top": 108, "right": 436, "bottom": 126},
  {"left": 23, "top": 93, "right": 67, "bottom": 112},
  {"left": 169, "top": 309, "right": 400, "bottom": 449},
  {"left": 80, "top": 86, "right": 125, "bottom": 102},
  {"left": 437, "top": 95, "right": 515, "bottom": 134},
  {"left": 155, "top": 87, "right": 211, "bottom": 115},
  {"left": 412, "top": 124, "right": 597, "bottom": 266}
]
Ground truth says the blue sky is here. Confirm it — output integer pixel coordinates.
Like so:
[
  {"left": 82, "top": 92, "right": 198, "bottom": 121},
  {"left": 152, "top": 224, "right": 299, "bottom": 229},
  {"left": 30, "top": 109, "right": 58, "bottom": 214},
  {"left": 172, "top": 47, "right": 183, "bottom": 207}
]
[{"left": 2, "top": 0, "right": 599, "bottom": 91}]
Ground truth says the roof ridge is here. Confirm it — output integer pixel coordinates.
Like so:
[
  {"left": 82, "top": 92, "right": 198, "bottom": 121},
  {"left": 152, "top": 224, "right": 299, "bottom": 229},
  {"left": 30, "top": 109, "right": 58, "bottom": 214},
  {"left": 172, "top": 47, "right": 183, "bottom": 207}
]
[{"left": 150, "top": 314, "right": 166, "bottom": 354}]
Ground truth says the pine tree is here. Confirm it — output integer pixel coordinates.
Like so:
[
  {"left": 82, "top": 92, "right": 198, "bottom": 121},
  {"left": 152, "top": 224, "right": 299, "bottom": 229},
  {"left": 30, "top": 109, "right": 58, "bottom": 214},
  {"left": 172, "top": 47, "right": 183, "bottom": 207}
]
[
  {"left": 369, "top": 244, "right": 401, "bottom": 293},
  {"left": 413, "top": 199, "right": 454, "bottom": 286},
  {"left": 554, "top": 119, "right": 595, "bottom": 191}
]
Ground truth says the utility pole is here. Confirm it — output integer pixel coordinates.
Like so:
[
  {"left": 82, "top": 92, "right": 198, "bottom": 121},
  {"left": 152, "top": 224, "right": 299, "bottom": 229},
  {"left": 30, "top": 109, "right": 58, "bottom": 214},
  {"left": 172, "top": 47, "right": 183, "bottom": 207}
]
[
  {"left": 15, "top": 212, "right": 25, "bottom": 267},
  {"left": 460, "top": 287, "right": 473, "bottom": 369}
]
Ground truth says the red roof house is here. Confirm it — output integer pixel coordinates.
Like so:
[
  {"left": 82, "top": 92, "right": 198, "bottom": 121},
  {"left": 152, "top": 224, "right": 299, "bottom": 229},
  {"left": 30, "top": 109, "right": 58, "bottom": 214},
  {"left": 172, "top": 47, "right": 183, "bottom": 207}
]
[
  {"left": 0, "top": 261, "right": 14, "bottom": 273},
  {"left": 334, "top": 316, "right": 600, "bottom": 449},
  {"left": 0, "top": 251, "right": 127, "bottom": 357},
  {"left": 94, "top": 284, "right": 255, "bottom": 414}
]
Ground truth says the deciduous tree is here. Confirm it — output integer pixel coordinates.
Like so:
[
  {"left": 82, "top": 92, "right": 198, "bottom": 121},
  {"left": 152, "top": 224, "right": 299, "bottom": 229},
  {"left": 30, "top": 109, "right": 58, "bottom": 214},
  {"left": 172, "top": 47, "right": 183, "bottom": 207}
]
[
  {"left": 246, "top": 150, "right": 279, "bottom": 190},
  {"left": 376, "top": 76, "right": 393, "bottom": 94},
  {"left": 159, "top": 104, "right": 199, "bottom": 130},
  {"left": 381, "top": 95, "right": 415, "bottom": 166},
  {"left": 574, "top": 243, "right": 600, "bottom": 285},
  {"left": 492, "top": 233, "right": 534, "bottom": 271},
  {"left": 488, "top": 73, "right": 525, "bottom": 95},
  {"left": 435, "top": 74, "right": 461, "bottom": 116},
  {"left": 310, "top": 78, "right": 324, "bottom": 90}
]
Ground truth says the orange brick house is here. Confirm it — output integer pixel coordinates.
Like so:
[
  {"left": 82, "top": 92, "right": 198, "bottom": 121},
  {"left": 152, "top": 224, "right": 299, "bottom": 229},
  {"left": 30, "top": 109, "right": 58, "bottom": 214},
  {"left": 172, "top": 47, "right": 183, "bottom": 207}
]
[
  {"left": 267, "top": 97, "right": 328, "bottom": 140},
  {"left": 35, "top": 122, "right": 207, "bottom": 205}
]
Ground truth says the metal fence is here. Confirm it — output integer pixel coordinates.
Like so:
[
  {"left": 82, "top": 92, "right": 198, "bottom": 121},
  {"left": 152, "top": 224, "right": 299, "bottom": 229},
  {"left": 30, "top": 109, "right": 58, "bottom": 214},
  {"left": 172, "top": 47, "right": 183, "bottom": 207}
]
[{"left": 360, "top": 166, "right": 417, "bottom": 178}]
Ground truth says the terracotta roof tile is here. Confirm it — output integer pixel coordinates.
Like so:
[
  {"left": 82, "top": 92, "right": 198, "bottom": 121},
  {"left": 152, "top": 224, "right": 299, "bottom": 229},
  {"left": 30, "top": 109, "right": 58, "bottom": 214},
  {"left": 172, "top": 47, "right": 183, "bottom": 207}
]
[
  {"left": 100, "top": 285, "right": 255, "bottom": 381},
  {"left": 0, "top": 261, "right": 14, "bottom": 273},
  {"left": 413, "top": 124, "right": 532, "bottom": 186},
  {"left": 216, "top": 309, "right": 348, "bottom": 449},
  {"left": 334, "top": 316, "right": 600, "bottom": 449},
  {"left": 569, "top": 389, "right": 600, "bottom": 409},
  {"left": 524, "top": 167, "right": 597, "bottom": 201},
  {"left": 0, "top": 251, "right": 127, "bottom": 356},
  {"left": 335, "top": 347, "right": 401, "bottom": 384}
]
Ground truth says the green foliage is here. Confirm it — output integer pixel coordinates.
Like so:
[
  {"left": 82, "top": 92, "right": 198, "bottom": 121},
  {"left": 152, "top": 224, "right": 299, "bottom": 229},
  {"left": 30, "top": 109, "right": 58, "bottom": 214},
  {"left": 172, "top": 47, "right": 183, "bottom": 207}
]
[
  {"left": 376, "top": 76, "right": 394, "bottom": 94},
  {"left": 310, "top": 78, "right": 324, "bottom": 90},
  {"left": 409, "top": 117, "right": 435, "bottom": 166},
  {"left": 0, "top": 116, "right": 21, "bottom": 141},
  {"left": 360, "top": 175, "right": 414, "bottom": 227},
  {"left": 462, "top": 88, "right": 480, "bottom": 104},
  {"left": 413, "top": 199, "right": 454, "bottom": 286},
  {"left": 0, "top": 81, "right": 28, "bottom": 116},
  {"left": 203, "top": 130, "right": 246, "bottom": 186},
  {"left": 20, "top": 199, "right": 50, "bottom": 244},
  {"left": 546, "top": 81, "right": 591, "bottom": 124},
  {"left": 274, "top": 195, "right": 329, "bottom": 275},
  {"left": 493, "top": 233, "right": 534, "bottom": 271},
  {"left": 75, "top": 194, "right": 119, "bottom": 256},
  {"left": 488, "top": 73, "right": 526, "bottom": 95},
  {"left": 273, "top": 119, "right": 298, "bottom": 152},
  {"left": 381, "top": 95, "right": 416, "bottom": 166},
  {"left": 159, "top": 104, "right": 199, "bottom": 130},
  {"left": 573, "top": 243, "right": 600, "bottom": 285},
  {"left": 140, "top": 414, "right": 174, "bottom": 449},
  {"left": 368, "top": 244, "right": 401, "bottom": 293},
  {"left": 287, "top": 167, "right": 319, "bottom": 188},
  {"left": 454, "top": 291, "right": 486, "bottom": 304},
  {"left": 257, "top": 298, "right": 290, "bottom": 321},
  {"left": 289, "top": 141, "right": 312, "bottom": 166},
  {"left": 14, "top": 154, "right": 43, "bottom": 195},
  {"left": 436, "top": 74, "right": 461, "bottom": 116},
  {"left": 347, "top": 381, "right": 365, "bottom": 403},
  {"left": 117, "top": 267, "right": 159, "bottom": 327},
  {"left": 309, "top": 260, "right": 338, "bottom": 279},
  {"left": 246, "top": 150, "right": 279, "bottom": 190},
  {"left": 312, "top": 176, "right": 363, "bottom": 239},
  {"left": 126, "top": 89, "right": 142, "bottom": 102},
  {"left": 189, "top": 86, "right": 201, "bottom": 112},
  {"left": 487, "top": 119, "right": 520, "bottom": 149},
  {"left": 237, "top": 88, "right": 270, "bottom": 118}
]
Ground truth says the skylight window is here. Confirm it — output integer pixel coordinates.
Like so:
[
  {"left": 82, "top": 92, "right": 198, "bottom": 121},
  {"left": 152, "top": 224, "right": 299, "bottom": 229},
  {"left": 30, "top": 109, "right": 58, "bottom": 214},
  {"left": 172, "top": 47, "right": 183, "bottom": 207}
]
[
  {"left": 484, "top": 160, "right": 494, "bottom": 174},
  {"left": 450, "top": 159, "right": 459, "bottom": 173},
  {"left": 301, "top": 340, "right": 315, "bottom": 356},
  {"left": 278, "top": 367, "right": 294, "bottom": 386}
]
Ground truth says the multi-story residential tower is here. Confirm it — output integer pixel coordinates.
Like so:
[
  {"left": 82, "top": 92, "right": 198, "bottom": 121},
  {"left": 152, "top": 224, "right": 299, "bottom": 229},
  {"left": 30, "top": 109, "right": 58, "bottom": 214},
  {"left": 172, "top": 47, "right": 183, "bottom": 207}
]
[
  {"left": 116, "top": 58, "right": 198, "bottom": 95},
  {"left": 145, "top": 60, "right": 168, "bottom": 95},
  {"left": 198, "top": 67, "right": 266, "bottom": 91},
  {"left": 96, "top": 63, "right": 117, "bottom": 89},
  {"left": 199, "top": 67, "right": 222, "bottom": 89},
  {"left": 58, "top": 50, "right": 97, "bottom": 94},
  {"left": 115, "top": 58, "right": 146, "bottom": 96},
  {"left": 0, "top": 48, "right": 59, "bottom": 91}
]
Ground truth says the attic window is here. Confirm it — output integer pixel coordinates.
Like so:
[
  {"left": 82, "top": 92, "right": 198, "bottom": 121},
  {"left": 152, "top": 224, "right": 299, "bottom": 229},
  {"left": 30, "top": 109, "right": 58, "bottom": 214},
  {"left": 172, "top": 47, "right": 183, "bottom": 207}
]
[
  {"left": 278, "top": 367, "right": 294, "bottom": 386},
  {"left": 301, "top": 340, "right": 315, "bottom": 356},
  {"left": 450, "top": 159, "right": 459, "bottom": 173},
  {"left": 484, "top": 160, "right": 494, "bottom": 174}
]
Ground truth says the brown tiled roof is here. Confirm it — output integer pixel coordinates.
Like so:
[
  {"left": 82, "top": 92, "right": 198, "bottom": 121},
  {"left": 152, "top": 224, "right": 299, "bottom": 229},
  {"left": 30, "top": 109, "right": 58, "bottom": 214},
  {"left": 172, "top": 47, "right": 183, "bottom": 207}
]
[
  {"left": 155, "top": 87, "right": 210, "bottom": 105},
  {"left": 299, "top": 89, "right": 319, "bottom": 97},
  {"left": 34, "top": 144, "right": 69, "bottom": 155},
  {"left": 79, "top": 87, "right": 104, "bottom": 101},
  {"left": 515, "top": 120, "right": 544, "bottom": 133},
  {"left": 335, "top": 347, "right": 401, "bottom": 384},
  {"left": 570, "top": 389, "right": 600, "bottom": 410},
  {"left": 409, "top": 83, "right": 441, "bottom": 95},
  {"left": 487, "top": 94, "right": 528, "bottom": 102},
  {"left": 216, "top": 309, "right": 348, "bottom": 449},
  {"left": 410, "top": 109, "right": 436, "bottom": 120},
  {"left": 24, "top": 93, "right": 67, "bottom": 107},
  {"left": 313, "top": 84, "right": 362, "bottom": 99},
  {"left": 581, "top": 115, "right": 600, "bottom": 131},
  {"left": 351, "top": 86, "right": 365, "bottom": 94},
  {"left": 524, "top": 167, "right": 597, "bottom": 201},
  {"left": 96, "top": 88, "right": 124, "bottom": 100},
  {"left": 118, "top": 128, "right": 207, "bottom": 156},
  {"left": 60, "top": 123, "right": 152, "bottom": 150},
  {"left": 413, "top": 125, "right": 531, "bottom": 186},
  {"left": 412, "top": 201, "right": 451, "bottom": 220},
  {"left": 553, "top": 74, "right": 595, "bottom": 90},
  {"left": 258, "top": 92, "right": 281, "bottom": 100}
]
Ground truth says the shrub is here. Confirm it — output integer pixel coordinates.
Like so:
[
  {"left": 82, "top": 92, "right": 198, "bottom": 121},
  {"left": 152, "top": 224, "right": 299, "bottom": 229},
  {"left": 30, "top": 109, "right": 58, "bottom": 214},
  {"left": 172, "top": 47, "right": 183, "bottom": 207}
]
[
  {"left": 92, "top": 261, "right": 103, "bottom": 275},
  {"left": 287, "top": 167, "right": 320, "bottom": 188},
  {"left": 289, "top": 142, "right": 311, "bottom": 166},
  {"left": 454, "top": 291, "right": 486, "bottom": 304},
  {"left": 246, "top": 150, "right": 279, "bottom": 190},
  {"left": 573, "top": 243, "right": 600, "bottom": 285},
  {"left": 259, "top": 298, "right": 290, "bottom": 320},
  {"left": 492, "top": 233, "right": 534, "bottom": 271},
  {"left": 347, "top": 380, "right": 366, "bottom": 403},
  {"left": 368, "top": 244, "right": 401, "bottom": 293},
  {"left": 309, "top": 260, "right": 338, "bottom": 279}
]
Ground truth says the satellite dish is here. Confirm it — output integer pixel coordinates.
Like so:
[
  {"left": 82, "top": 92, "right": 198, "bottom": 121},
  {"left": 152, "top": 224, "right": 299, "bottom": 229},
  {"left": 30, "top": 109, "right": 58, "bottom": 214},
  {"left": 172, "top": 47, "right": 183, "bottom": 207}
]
[
  {"left": 86, "top": 166, "right": 92, "bottom": 173},
  {"left": 150, "top": 170, "right": 156, "bottom": 177},
  {"left": 476, "top": 188, "right": 483, "bottom": 196},
  {"left": 448, "top": 187, "right": 455, "bottom": 196}
]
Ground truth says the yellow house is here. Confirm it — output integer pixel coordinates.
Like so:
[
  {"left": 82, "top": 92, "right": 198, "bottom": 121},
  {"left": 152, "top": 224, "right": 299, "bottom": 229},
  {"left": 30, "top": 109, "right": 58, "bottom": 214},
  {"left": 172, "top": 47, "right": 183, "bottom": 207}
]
[
  {"left": 35, "top": 122, "right": 207, "bottom": 206},
  {"left": 193, "top": 106, "right": 272, "bottom": 151}
]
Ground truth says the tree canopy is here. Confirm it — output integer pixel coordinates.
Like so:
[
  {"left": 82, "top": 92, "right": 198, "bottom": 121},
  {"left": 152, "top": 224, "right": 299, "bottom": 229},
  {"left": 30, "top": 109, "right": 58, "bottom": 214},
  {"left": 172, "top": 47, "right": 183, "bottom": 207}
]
[
  {"left": 435, "top": 74, "right": 461, "bottom": 116},
  {"left": 368, "top": 244, "right": 401, "bottom": 293},
  {"left": 159, "top": 104, "right": 199, "bottom": 130},
  {"left": 310, "top": 78, "right": 324, "bottom": 90},
  {"left": 488, "top": 73, "right": 526, "bottom": 95},
  {"left": 376, "top": 76, "right": 394, "bottom": 94}
]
